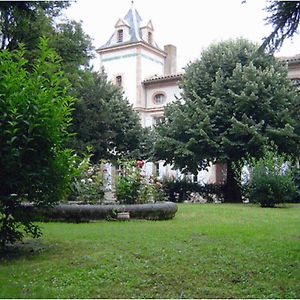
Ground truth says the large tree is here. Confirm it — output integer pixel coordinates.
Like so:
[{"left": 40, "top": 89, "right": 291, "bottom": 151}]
[
  {"left": 0, "top": 1, "right": 69, "bottom": 51},
  {"left": 259, "top": 0, "right": 300, "bottom": 52},
  {"left": 70, "top": 70, "right": 144, "bottom": 162},
  {"left": 154, "top": 38, "right": 300, "bottom": 202}
]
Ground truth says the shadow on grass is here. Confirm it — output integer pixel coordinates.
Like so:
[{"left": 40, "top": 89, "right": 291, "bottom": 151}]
[
  {"left": 0, "top": 239, "right": 47, "bottom": 262},
  {"left": 271, "top": 203, "right": 300, "bottom": 209}
]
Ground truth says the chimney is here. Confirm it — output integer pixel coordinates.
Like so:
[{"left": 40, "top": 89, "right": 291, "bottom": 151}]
[{"left": 164, "top": 44, "right": 177, "bottom": 75}]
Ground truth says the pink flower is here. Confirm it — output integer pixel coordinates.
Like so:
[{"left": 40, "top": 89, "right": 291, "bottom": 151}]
[{"left": 136, "top": 160, "right": 144, "bottom": 168}]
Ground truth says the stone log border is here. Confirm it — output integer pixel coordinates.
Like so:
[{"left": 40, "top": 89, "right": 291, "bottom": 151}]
[{"left": 22, "top": 202, "right": 178, "bottom": 222}]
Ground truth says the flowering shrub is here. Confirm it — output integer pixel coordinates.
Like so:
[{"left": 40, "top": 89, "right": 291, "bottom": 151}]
[
  {"left": 115, "top": 160, "right": 166, "bottom": 204},
  {"left": 115, "top": 160, "right": 144, "bottom": 204},
  {"left": 68, "top": 156, "right": 105, "bottom": 204}
]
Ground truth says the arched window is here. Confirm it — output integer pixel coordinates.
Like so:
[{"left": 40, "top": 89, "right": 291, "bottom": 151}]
[
  {"left": 153, "top": 92, "right": 166, "bottom": 104},
  {"left": 116, "top": 75, "right": 122, "bottom": 87},
  {"left": 117, "top": 29, "right": 123, "bottom": 43},
  {"left": 148, "top": 31, "right": 152, "bottom": 44}
]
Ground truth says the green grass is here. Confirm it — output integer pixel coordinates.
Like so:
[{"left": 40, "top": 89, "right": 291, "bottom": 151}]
[{"left": 1, "top": 204, "right": 299, "bottom": 299}]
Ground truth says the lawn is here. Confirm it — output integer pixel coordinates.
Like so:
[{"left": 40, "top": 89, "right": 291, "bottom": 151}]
[{"left": 0, "top": 204, "right": 299, "bottom": 299}]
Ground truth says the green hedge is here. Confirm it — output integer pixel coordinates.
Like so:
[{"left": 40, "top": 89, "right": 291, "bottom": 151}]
[{"left": 161, "top": 177, "right": 224, "bottom": 202}]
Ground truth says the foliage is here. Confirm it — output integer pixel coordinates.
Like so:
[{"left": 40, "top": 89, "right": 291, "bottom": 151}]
[
  {"left": 0, "top": 1, "right": 94, "bottom": 85},
  {"left": 49, "top": 20, "right": 94, "bottom": 71},
  {"left": 259, "top": 1, "right": 300, "bottom": 52},
  {"left": 70, "top": 71, "right": 144, "bottom": 162},
  {"left": 68, "top": 164, "right": 105, "bottom": 204},
  {"left": 161, "top": 177, "right": 224, "bottom": 203},
  {"left": 115, "top": 160, "right": 146, "bottom": 204},
  {"left": 154, "top": 38, "right": 300, "bottom": 203},
  {"left": 0, "top": 1, "right": 143, "bottom": 163},
  {"left": 161, "top": 177, "right": 195, "bottom": 203},
  {"left": 247, "top": 149, "right": 296, "bottom": 207},
  {"left": 0, "top": 38, "right": 75, "bottom": 246},
  {"left": 290, "top": 165, "right": 300, "bottom": 203},
  {"left": 115, "top": 160, "right": 166, "bottom": 204},
  {"left": 67, "top": 151, "right": 105, "bottom": 204},
  {"left": 0, "top": 1, "right": 69, "bottom": 51}
]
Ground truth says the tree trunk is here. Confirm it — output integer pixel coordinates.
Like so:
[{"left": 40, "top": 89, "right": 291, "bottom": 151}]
[{"left": 223, "top": 161, "right": 242, "bottom": 203}]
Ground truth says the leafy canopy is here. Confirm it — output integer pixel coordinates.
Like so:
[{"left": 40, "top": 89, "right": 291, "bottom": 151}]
[
  {"left": 154, "top": 38, "right": 299, "bottom": 202},
  {"left": 0, "top": 1, "right": 69, "bottom": 51},
  {"left": 0, "top": 38, "right": 75, "bottom": 246},
  {"left": 70, "top": 70, "right": 144, "bottom": 162}
]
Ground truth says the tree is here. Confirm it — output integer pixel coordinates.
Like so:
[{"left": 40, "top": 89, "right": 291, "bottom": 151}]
[
  {"left": 154, "top": 38, "right": 300, "bottom": 202},
  {"left": 259, "top": 0, "right": 300, "bottom": 52},
  {"left": 69, "top": 70, "right": 144, "bottom": 162},
  {"left": 0, "top": 38, "right": 75, "bottom": 246},
  {"left": 49, "top": 20, "right": 94, "bottom": 72},
  {"left": 0, "top": 1, "right": 69, "bottom": 51}
]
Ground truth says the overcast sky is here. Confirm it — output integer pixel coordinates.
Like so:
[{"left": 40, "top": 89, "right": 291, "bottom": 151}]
[{"left": 65, "top": 0, "right": 300, "bottom": 71}]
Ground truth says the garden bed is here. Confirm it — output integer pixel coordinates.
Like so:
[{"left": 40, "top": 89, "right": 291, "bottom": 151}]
[{"left": 21, "top": 202, "right": 178, "bottom": 222}]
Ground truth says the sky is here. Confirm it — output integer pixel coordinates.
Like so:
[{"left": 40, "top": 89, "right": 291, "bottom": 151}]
[{"left": 64, "top": 0, "right": 300, "bottom": 71}]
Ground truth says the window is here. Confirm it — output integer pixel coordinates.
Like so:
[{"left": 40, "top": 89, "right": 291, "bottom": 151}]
[
  {"left": 116, "top": 75, "right": 122, "bottom": 87},
  {"left": 117, "top": 29, "right": 123, "bottom": 43},
  {"left": 148, "top": 31, "right": 152, "bottom": 44},
  {"left": 153, "top": 93, "right": 166, "bottom": 104}
]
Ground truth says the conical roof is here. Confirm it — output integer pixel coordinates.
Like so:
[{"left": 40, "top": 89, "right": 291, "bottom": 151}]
[{"left": 98, "top": 5, "right": 162, "bottom": 51}]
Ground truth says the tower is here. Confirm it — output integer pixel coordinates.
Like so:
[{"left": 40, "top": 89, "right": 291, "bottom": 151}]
[{"left": 96, "top": 3, "right": 167, "bottom": 124}]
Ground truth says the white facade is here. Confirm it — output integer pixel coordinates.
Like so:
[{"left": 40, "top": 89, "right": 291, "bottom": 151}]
[{"left": 99, "top": 47, "right": 138, "bottom": 106}]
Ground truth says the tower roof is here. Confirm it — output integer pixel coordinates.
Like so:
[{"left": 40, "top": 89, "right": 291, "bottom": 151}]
[{"left": 98, "top": 4, "right": 162, "bottom": 52}]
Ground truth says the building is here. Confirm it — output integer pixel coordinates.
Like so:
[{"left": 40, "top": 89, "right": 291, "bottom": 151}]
[
  {"left": 96, "top": 3, "right": 300, "bottom": 183},
  {"left": 96, "top": 2, "right": 181, "bottom": 128},
  {"left": 280, "top": 54, "right": 300, "bottom": 87},
  {"left": 96, "top": 3, "right": 216, "bottom": 182}
]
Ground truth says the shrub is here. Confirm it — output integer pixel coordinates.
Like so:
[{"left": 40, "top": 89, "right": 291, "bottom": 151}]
[
  {"left": 0, "top": 39, "right": 75, "bottom": 246},
  {"left": 161, "top": 177, "right": 195, "bottom": 203},
  {"left": 115, "top": 160, "right": 145, "bottom": 204},
  {"left": 247, "top": 150, "right": 296, "bottom": 207},
  {"left": 161, "top": 177, "right": 224, "bottom": 203},
  {"left": 199, "top": 184, "right": 224, "bottom": 202},
  {"left": 68, "top": 153, "right": 105, "bottom": 204},
  {"left": 290, "top": 165, "right": 300, "bottom": 203}
]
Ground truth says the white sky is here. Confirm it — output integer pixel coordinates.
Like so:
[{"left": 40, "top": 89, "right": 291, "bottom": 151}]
[{"left": 64, "top": 0, "right": 300, "bottom": 71}]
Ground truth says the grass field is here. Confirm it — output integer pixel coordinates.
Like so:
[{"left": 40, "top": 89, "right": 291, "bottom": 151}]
[{"left": 0, "top": 203, "right": 299, "bottom": 299}]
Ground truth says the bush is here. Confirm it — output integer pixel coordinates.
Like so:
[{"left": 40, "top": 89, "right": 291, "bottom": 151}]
[
  {"left": 198, "top": 184, "right": 224, "bottom": 202},
  {"left": 161, "top": 177, "right": 224, "bottom": 203},
  {"left": 0, "top": 39, "right": 75, "bottom": 246},
  {"left": 247, "top": 150, "right": 296, "bottom": 207},
  {"left": 115, "top": 160, "right": 143, "bottom": 204},
  {"left": 290, "top": 166, "right": 300, "bottom": 203},
  {"left": 68, "top": 157, "right": 105, "bottom": 204},
  {"left": 161, "top": 177, "right": 195, "bottom": 203},
  {"left": 115, "top": 160, "right": 155, "bottom": 204}
]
